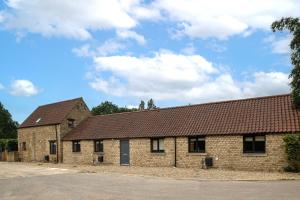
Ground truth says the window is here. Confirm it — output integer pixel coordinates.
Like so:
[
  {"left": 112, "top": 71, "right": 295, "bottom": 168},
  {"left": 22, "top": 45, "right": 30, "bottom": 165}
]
[
  {"left": 94, "top": 140, "right": 103, "bottom": 152},
  {"left": 68, "top": 119, "right": 75, "bottom": 128},
  {"left": 188, "top": 136, "right": 205, "bottom": 153},
  {"left": 151, "top": 138, "right": 165, "bottom": 153},
  {"left": 72, "top": 141, "right": 81, "bottom": 152},
  {"left": 49, "top": 141, "right": 57, "bottom": 155},
  {"left": 22, "top": 142, "right": 26, "bottom": 151},
  {"left": 243, "top": 135, "right": 266, "bottom": 153}
]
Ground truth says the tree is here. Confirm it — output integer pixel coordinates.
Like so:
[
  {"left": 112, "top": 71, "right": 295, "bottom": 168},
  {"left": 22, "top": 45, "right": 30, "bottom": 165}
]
[
  {"left": 91, "top": 101, "right": 137, "bottom": 116},
  {"left": 0, "top": 102, "right": 18, "bottom": 139},
  {"left": 91, "top": 101, "right": 119, "bottom": 115},
  {"left": 138, "top": 100, "right": 145, "bottom": 110},
  {"left": 147, "top": 98, "right": 156, "bottom": 110},
  {"left": 272, "top": 17, "right": 300, "bottom": 106}
]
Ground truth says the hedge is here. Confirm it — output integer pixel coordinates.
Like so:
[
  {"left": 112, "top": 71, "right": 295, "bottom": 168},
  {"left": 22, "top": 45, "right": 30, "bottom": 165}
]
[{"left": 283, "top": 134, "right": 300, "bottom": 172}]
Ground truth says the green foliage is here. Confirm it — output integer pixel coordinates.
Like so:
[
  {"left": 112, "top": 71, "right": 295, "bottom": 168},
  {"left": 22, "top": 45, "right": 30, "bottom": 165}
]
[
  {"left": 283, "top": 134, "right": 300, "bottom": 172},
  {"left": 0, "top": 139, "right": 18, "bottom": 152},
  {"left": 272, "top": 17, "right": 300, "bottom": 106},
  {"left": 91, "top": 101, "right": 137, "bottom": 116},
  {"left": 0, "top": 102, "right": 18, "bottom": 139}
]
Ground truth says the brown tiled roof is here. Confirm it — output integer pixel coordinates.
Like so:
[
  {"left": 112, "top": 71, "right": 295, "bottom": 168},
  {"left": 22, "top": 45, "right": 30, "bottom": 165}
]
[
  {"left": 19, "top": 98, "right": 83, "bottom": 128},
  {"left": 63, "top": 94, "right": 300, "bottom": 141}
]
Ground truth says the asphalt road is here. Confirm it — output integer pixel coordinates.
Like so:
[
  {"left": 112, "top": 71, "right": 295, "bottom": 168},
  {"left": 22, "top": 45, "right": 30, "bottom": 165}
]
[{"left": 1, "top": 172, "right": 300, "bottom": 200}]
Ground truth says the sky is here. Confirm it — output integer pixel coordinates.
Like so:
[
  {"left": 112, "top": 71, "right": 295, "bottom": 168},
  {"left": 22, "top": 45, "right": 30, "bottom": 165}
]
[{"left": 0, "top": 0, "right": 298, "bottom": 123}]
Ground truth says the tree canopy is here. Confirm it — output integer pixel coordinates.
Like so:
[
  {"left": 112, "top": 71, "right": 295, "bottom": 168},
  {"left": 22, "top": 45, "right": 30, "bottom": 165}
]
[
  {"left": 272, "top": 17, "right": 300, "bottom": 106},
  {"left": 0, "top": 102, "right": 18, "bottom": 139},
  {"left": 91, "top": 101, "right": 137, "bottom": 116},
  {"left": 147, "top": 98, "right": 156, "bottom": 110}
]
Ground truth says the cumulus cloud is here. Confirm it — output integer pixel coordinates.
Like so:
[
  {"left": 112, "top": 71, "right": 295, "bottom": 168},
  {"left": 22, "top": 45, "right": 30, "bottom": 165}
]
[
  {"left": 0, "top": 0, "right": 157, "bottom": 40},
  {"left": 10, "top": 80, "right": 39, "bottom": 97},
  {"left": 1, "top": 0, "right": 299, "bottom": 40},
  {"left": 153, "top": 0, "right": 300, "bottom": 39},
  {"left": 87, "top": 51, "right": 290, "bottom": 103},
  {"left": 116, "top": 30, "right": 146, "bottom": 45},
  {"left": 264, "top": 35, "right": 291, "bottom": 54}
]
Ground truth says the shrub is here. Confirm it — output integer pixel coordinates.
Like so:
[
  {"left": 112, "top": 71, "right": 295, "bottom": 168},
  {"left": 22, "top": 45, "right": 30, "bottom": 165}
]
[
  {"left": 283, "top": 134, "right": 300, "bottom": 172},
  {"left": 0, "top": 139, "right": 18, "bottom": 152}
]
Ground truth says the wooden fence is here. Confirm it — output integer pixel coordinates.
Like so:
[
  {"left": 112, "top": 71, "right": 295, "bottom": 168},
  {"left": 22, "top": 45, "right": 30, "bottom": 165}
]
[{"left": 0, "top": 151, "right": 19, "bottom": 162}]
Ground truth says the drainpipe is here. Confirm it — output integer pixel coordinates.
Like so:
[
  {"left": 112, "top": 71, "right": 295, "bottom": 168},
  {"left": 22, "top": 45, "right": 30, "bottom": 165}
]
[
  {"left": 55, "top": 125, "right": 59, "bottom": 164},
  {"left": 174, "top": 137, "right": 177, "bottom": 167}
]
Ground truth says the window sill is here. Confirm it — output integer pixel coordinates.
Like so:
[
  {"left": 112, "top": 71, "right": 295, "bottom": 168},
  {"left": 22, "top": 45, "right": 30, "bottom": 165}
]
[
  {"left": 187, "top": 153, "right": 207, "bottom": 156},
  {"left": 242, "top": 153, "right": 267, "bottom": 157},
  {"left": 151, "top": 152, "right": 166, "bottom": 155},
  {"left": 94, "top": 152, "right": 104, "bottom": 155},
  {"left": 72, "top": 152, "right": 82, "bottom": 154}
]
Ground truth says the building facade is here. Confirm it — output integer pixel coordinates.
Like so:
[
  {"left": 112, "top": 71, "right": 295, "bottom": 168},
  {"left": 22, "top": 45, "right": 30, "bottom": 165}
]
[
  {"left": 18, "top": 98, "right": 90, "bottom": 162},
  {"left": 19, "top": 94, "right": 299, "bottom": 171}
]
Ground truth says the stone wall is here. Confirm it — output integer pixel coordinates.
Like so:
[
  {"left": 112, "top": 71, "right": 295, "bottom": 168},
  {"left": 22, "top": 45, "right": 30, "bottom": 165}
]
[
  {"left": 130, "top": 138, "right": 175, "bottom": 167},
  {"left": 63, "top": 139, "right": 120, "bottom": 165},
  {"left": 59, "top": 99, "right": 91, "bottom": 162},
  {"left": 18, "top": 125, "right": 59, "bottom": 162},
  {"left": 18, "top": 99, "right": 91, "bottom": 163},
  {"left": 176, "top": 134, "right": 287, "bottom": 171},
  {"left": 62, "top": 134, "right": 287, "bottom": 171}
]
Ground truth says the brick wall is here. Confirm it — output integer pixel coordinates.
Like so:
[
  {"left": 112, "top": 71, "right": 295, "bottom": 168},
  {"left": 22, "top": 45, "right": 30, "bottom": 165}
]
[{"left": 62, "top": 134, "right": 287, "bottom": 171}]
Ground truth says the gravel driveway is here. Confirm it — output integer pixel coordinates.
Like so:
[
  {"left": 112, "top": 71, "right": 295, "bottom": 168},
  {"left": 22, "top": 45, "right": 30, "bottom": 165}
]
[{"left": 0, "top": 162, "right": 300, "bottom": 200}]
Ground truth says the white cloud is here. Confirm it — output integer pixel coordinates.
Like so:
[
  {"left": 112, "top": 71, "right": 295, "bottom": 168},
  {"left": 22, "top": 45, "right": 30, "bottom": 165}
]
[
  {"left": 243, "top": 72, "right": 290, "bottom": 96},
  {"left": 181, "top": 43, "right": 196, "bottom": 55},
  {"left": 152, "top": 0, "right": 300, "bottom": 39},
  {"left": 0, "top": 0, "right": 156, "bottom": 40},
  {"left": 264, "top": 35, "right": 291, "bottom": 54},
  {"left": 10, "top": 80, "right": 39, "bottom": 97},
  {"left": 2, "top": 0, "right": 299, "bottom": 40},
  {"left": 0, "top": 83, "right": 4, "bottom": 90},
  {"left": 88, "top": 51, "right": 290, "bottom": 103},
  {"left": 73, "top": 40, "right": 125, "bottom": 57},
  {"left": 116, "top": 30, "right": 146, "bottom": 45}
]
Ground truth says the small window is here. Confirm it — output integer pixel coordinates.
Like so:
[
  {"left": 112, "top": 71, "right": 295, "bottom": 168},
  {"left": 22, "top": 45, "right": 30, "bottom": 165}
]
[
  {"left": 72, "top": 141, "right": 81, "bottom": 152},
  {"left": 49, "top": 141, "right": 57, "bottom": 155},
  {"left": 151, "top": 138, "right": 165, "bottom": 153},
  {"left": 68, "top": 119, "right": 75, "bottom": 128},
  {"left": 188, "top": 136, "right": 205, "bottom": 153},
  {"left": 94, "top": 140, "right": 103, "bottom": 152},
  {"left": 22, "top": 142, "right": 26, "bottom": 151},
  {"left": 243, "top": 135, "right": 266, "bottom": 153}
]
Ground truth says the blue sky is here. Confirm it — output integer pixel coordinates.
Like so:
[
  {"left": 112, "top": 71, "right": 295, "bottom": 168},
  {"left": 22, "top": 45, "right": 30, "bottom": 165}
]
[{"left": 0, "top": 0, "right": 298, "bottom": 123}]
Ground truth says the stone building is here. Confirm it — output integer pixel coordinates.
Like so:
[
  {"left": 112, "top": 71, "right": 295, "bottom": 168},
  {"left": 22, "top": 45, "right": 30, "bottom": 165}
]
[
  {"left": 19, "top": 94, "right": 300, "bottom": 171},
  {"left": 18, "top": 98, "right": 90, "bottom": 162}
]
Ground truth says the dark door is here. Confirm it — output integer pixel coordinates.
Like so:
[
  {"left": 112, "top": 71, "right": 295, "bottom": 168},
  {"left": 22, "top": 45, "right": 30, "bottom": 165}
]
[{"left": 120, "top": 139, "right": 130, "bottom": 165}]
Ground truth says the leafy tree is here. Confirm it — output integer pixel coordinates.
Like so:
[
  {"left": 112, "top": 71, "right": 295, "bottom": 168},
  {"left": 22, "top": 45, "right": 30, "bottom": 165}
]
[
  {"left": 272, "top": 17, "right": 300, "bottom": 106},
  {"left": 147, "top": 98, "right": 156, "bottom": 110},
  {"left": 0, "top": 102, "right": 18, "bottom": 139},
  {"left": 91, "top": 101, "right": 137, "bottom": 116},
  {"left": 91, "top": 101, "right": 119, "bottom": 115},
  {"left": 139, "top": 100, "right": 145, "bottom": 110}
]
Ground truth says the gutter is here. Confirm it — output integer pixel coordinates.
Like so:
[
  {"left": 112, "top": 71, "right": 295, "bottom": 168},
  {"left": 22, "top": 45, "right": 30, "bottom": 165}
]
[
  {"left": 55, "top": 125, "right": 59, "bottom": 163},
  {"left": 174, "top": 137, "right": 177, "bottom": 167}
]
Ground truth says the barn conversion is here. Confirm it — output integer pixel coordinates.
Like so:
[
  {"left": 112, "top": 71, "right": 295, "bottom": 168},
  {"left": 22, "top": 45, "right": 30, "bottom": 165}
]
[{"left": 18, "top": 94, "right": 300, "bottom": 171}]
